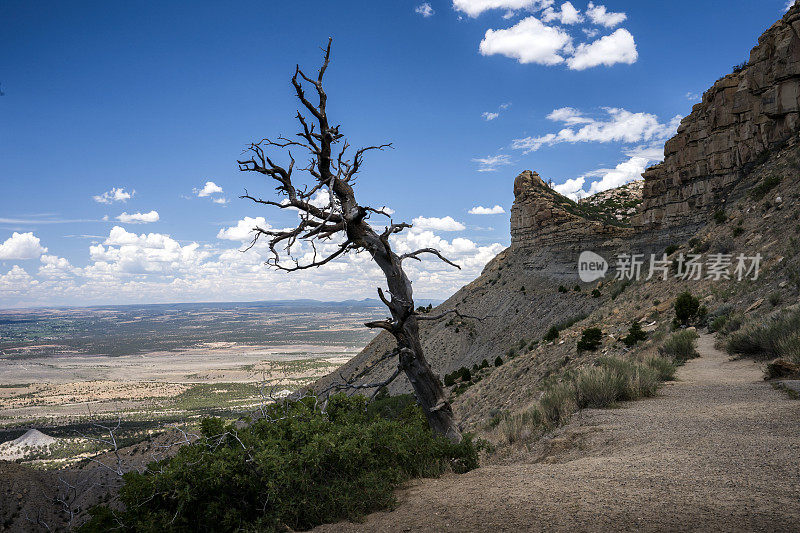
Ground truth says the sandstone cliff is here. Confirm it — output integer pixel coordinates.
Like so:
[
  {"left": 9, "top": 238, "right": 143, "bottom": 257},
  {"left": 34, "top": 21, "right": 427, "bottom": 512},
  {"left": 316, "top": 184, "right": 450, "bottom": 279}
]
[{"left": 634, "top": 5, "right": 800, "bottom": 229}]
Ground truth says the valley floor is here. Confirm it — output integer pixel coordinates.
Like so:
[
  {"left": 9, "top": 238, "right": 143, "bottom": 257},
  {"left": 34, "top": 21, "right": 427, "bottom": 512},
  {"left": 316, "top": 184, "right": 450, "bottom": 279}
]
[{"left": 315, "top": 335, "right": 800, "bottom": 532}]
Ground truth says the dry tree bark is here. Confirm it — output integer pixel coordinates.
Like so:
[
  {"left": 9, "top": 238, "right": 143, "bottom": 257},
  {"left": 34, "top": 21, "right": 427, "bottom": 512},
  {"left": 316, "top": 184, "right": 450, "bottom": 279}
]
[{"left": 237, "top": 39, "right": 462, "bottom": 442}]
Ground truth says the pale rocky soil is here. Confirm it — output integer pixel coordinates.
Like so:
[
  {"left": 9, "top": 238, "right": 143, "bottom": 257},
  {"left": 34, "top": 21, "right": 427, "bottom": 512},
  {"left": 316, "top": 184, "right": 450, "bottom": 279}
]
[
  {"left": 315, "top": 334, "right": 800, "bottom": 532},
  {"left": 0, "top": 346, "right": 353, "bottom": 425}
]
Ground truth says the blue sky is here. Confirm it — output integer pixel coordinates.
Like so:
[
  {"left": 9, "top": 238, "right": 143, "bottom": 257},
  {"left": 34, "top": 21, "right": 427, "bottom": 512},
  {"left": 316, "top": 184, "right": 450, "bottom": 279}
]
[{"left": 0, "top": 0, "right": 792, "bottom": 307}]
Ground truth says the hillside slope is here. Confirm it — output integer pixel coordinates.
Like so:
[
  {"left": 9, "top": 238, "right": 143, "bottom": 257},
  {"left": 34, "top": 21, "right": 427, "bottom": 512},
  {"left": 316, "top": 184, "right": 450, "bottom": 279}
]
[{"left": 316, "top": 5, "right": 800, "bottom": 422}]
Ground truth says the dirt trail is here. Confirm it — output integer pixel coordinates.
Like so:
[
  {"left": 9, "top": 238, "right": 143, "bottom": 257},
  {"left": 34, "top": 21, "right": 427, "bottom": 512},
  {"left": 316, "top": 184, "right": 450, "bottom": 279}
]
[{"left": 315, "top": 335, "right": 800, "bottom": 532}]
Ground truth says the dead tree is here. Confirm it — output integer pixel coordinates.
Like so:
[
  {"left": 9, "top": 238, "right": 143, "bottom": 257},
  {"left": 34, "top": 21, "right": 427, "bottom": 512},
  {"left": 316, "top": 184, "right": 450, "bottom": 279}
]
[{"left": 238, "top": 39, "right": 462, "bottom": 442}]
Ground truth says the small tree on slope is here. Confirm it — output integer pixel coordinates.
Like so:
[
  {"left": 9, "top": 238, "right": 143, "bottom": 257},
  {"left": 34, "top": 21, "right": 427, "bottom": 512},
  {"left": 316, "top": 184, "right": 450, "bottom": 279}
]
[{"left": 237, "top": 40, "right": 462, "bottom": 442}]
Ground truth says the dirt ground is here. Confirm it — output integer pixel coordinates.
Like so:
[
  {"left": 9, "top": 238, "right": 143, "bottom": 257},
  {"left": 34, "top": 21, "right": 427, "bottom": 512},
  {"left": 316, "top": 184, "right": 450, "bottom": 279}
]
[{"left": 314, "top": 335, "right": 800, "bottom": 532}]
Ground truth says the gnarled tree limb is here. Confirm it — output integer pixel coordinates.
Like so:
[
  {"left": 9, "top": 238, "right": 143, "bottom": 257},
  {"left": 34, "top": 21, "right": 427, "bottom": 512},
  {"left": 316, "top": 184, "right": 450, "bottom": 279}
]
[{"left": 238, "top": 38, "right": 462, "bottom": 442}]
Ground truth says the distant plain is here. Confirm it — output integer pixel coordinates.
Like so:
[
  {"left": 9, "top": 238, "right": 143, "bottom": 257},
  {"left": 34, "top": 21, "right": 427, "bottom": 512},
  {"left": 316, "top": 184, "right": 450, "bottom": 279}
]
[{"left": 0, "top": 301, "right": 382, "bottom": 443}]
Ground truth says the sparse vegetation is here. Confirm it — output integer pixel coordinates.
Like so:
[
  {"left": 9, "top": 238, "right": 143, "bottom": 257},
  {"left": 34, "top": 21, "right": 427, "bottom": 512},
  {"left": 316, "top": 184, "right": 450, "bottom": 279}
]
[
  {"left": 544, "top": 326, "right": 560, "bottom": 342},
  {"left": 725, "top": 308, "right": 800, "bottom": 363},
  {"left": 577, "top": 327, "right": 603, "bottom": 352},
  {"left": 611, "top": 279, "right": 631, "bottom": 300},
  {"left": 674, "top": 291, "right": 701, "bottom": 327},
  {"left": 768, "top": 291, "right": 782, "bottom": 307},
  {"left": 591, "top": 288, "right": 601, "bottom": 298},
  {"left": 645, "top": 356, "right": 678, "bottom": 381},
  {"left": 622, "top": 320, "right": 647, "bottom": 347},
  {"left": 750, "top": 175, "right": 782, "bottom": 201},
  {"left": 498, "top": 355, "right": 673, "bottom": 443},
  {"left": 543, "top": 312, "right": 589, "bottom": 344},
  {"left": 79, "top": 394, "right": 480, "bottom": 532},
  {"left": 713, "top": 210, "right": 727, "bottom": 224},
  {"left": 659, "top": 330, "right": 700, "bottom": 363}
]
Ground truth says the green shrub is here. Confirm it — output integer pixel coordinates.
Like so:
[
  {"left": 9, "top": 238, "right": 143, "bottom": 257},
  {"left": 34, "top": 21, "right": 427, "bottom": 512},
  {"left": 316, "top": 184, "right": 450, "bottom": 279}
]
[
  {"left": 494, "top": 356, "right": 503, "bottom": 367},
  {"left": 460, "top": 367, "right": 472, "bottom": 382},
  {"left": 665, "top": 244, "right": 679, "bottom": 256},
  {"left": 539, "top": 383, "right": 576, "bottom": 427},
  {"left": 79, "top": 395, "right": 479, "bottom": 532},
  {"left": 622, "top": 320, "right": 647, "bottom": 347},
  {"left": 674, "top": 291, "right": 700, "bottom": 326},
  {"left": 732, "top": 226, "right": 745, "bottom": 238},
  {"left": 480, "top": 359, "right": 490, "bottom": 369},
  {"left": 577, "top": 327, "right": 603, "bottom": 352},
  {"left": 713, "top": 210, "right": 727, "bottom": 224},
  {"left": 543, "top": 326, "right": 560, "bottom": 342},
  {"left": 768, "top": 291, "right": 782, "bottom": 307},
  {"left": 726, "top": 309, "right": 800, "bottom": 363},
  {"left": 611, "top": 279, "right": 631, "bottom": 300},
  {"left": 573, "top": 284, "right": 581, "bottom": 292},
  {"left": 659, "top": 330, "right": 700, "bottom": 363},
  {"left": 750, "top": 175, "right": 781, "bottom": 201},
  {"left": 443, "top": 373, "right": 455, "bottom": 387},
  {"left": 367, "top": 389, "right": 418, "bottom": 420},
  {"left": 645, "top": 356, "right": 678, "bottom": 381},
  {"left": 575, "top": 358, "right": 662, "bottom": 408},
  {"left": 558, "top": 285, "right": 568, "bottom": 293},
  {"left": 723, "top": 313, "right": 744, "bottom": 333},
  {"left": 709, "top": 315, "right": 728, "bottom": 333},
  {"left": 624, "top": 365, "right": 660, "bottom": 399},
  {"left": 498, "top": 408, "right": 544, "bottom": 444},
  {"left": 591, "top": 288, "right": 601, "bottom": 298},
  {"left": 574, "top": 367, "right": 623, "bottom": 408}
]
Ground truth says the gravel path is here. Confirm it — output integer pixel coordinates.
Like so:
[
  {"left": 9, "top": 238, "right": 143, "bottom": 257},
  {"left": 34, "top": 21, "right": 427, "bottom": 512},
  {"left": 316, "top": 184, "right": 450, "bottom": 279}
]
[{"left": 315, "top": 335, "right": 800, "bottom": 532}]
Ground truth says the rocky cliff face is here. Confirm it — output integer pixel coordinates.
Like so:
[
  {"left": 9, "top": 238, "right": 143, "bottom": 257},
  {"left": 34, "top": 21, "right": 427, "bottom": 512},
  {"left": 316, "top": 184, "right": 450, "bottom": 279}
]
[{"left": 633, "top": 5, "right": 800, "bottom": 230}]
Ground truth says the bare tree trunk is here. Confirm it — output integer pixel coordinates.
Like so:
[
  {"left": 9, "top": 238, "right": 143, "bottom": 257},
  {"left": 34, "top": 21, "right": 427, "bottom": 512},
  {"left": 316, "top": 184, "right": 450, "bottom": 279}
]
[
  {"left": 238, "top": 39, "right": 461, "bottom": 442},
  {"left": 360, "top": 228, "right": 461, "bottom": 442}
]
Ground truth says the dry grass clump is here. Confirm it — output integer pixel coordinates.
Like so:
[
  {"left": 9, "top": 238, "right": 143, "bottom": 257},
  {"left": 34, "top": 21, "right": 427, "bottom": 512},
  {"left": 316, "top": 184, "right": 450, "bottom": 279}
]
[
  {"left": 659, "top": 330, "right": 700, "bottom": 363},
  {"left": 726, "top": 308, "right": 800, "bottom": 363},
  {"left": 498, "top": 355, "right": 673, "bottom": 444}
]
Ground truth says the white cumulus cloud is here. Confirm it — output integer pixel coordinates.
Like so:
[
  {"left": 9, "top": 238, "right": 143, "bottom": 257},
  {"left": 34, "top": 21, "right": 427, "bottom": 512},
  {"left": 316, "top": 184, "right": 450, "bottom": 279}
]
[
  {"left": 546, "top": 106, "right": 593, "bottom": 124},
  {"left": 468, "top": 205, "right": 506, "bottom": 215},
  {"left": 453, "top": 0, "right": 553, "bottom": 17},
  {"left": 217, "top": 217, "right": 271, "bottom": 241},
  {"left": 585, "top": 2, "right": 627, "bottom": 27},
  {"left": 93, "top": 187, "right": 133, "bottom": 204},
  {"left": 0, "top": 232, "right": 48, "bottom": 260},
  {"left": 116, "top": 211, "right": 160, "bottom": 224},
  {"left": 512, "top": 107, "right": 680, "bottom": 153},
  {"left": 567, "top": 28, "right": 637, "bottom": 70},
  {"left": 415, "top": 2, "right": 435, "bottom": 16},
  {"left": 541, "top": 1, "right": 582, "bottom": 24},
  {"left": 556, "top": 144, "right": 667, "bottom": 201},
  {"left": 196, "top": 181, "right": 224, "bottom": 198},
  {"left": 479, "top": 16, "right": 573, "bottom": 65},
  {"left": 482, "top": 112, "right": 500, "bottom": 121},
  {"left": 412, "top": 216, "right": 466, "bottom": 232}
]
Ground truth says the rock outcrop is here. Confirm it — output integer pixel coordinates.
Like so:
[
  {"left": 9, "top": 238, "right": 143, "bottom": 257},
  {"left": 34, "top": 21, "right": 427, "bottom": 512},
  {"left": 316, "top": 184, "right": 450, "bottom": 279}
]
[
  {"left": 633, "top": 5, "right": 800, "bottom": 229},
  {"left": 509, "top": 171, "right": 635, "bottom": 277}
]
